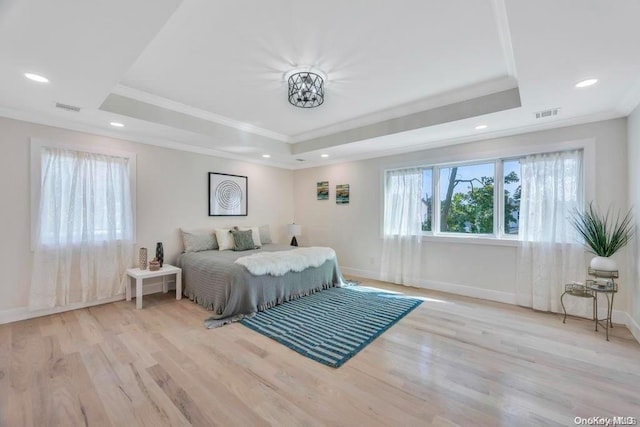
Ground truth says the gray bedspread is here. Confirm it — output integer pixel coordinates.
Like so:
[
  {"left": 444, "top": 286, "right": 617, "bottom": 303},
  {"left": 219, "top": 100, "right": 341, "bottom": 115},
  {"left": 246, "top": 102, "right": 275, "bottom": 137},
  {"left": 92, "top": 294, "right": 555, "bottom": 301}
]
[{"left": 176, "top": 244, "right": 346, "bottom": 325}]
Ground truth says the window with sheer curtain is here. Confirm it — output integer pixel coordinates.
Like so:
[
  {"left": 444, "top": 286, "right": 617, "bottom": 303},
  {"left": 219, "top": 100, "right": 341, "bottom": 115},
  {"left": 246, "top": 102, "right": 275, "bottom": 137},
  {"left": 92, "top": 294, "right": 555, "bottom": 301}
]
[
  {"left": 383, "top": 158, "right": 523, "bottom": 239},
  {"left": 515, "top": 149, "right": 588, "bottom": 315},
  {"left": 30, "top": 145, "right": 135, "bottom": 309},
  {"left": 381, "top": 149, "right": 585, "bottom": 303},
  {"left": 381, "top": 168, "right": 424, "bottom": 284}
]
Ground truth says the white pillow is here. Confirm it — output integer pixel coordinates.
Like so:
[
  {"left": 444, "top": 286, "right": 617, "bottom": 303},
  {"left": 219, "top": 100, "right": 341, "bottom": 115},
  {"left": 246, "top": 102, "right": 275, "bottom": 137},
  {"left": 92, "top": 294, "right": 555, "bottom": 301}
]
[
  {"left": 215, "top": 228, "right": 235, "bottom": 251},
  {"left": 238, "top": 226, "right": 262, "bottom": 247},
  {"left": 259, "top": 224, "right": 272, "bottom": 244}
]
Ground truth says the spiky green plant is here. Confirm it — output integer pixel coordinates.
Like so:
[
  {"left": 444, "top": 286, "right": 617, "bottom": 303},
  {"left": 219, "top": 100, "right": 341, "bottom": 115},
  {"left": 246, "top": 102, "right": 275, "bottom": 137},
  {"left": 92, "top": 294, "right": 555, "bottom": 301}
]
[{"left": 570, "top": 203, "right": 635, "bottom": 257}]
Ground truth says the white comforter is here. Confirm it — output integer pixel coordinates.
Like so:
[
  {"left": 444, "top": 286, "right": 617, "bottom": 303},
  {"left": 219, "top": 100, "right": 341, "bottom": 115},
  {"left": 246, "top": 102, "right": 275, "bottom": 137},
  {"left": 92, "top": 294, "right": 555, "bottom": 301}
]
[{"left": 235, "top": 246, "right": 336, "bottom": 276}]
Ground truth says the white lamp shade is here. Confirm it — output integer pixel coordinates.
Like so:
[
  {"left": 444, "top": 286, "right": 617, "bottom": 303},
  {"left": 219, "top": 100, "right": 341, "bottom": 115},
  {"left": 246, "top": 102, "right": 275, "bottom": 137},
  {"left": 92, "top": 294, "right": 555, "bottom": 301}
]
[{"left": 287, "top": 223, "right": 302, "bottom": 236}]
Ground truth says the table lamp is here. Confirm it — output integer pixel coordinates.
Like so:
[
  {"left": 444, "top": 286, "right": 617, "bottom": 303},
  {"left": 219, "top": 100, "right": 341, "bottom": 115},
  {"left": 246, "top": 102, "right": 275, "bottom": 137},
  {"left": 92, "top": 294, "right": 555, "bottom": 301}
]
[{"left": 287, "top": 223, "right": 302, "bottom": 246}]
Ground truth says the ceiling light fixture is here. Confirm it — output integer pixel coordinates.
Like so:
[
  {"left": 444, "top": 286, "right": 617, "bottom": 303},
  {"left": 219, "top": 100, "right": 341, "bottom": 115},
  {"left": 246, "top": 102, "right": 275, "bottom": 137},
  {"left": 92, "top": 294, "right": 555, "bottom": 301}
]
[
  {"left": 575, "top": 78, "right": 598, "bottom": 88},
  {"left": 262, "top": 154, "right": 271, "bottom": 158},
  {"left": 24, "top": 73, "right": 49, "bottom": 83},
  {"left": 110, "top": 122, "right": 124, "bottom": 128},
  {"left": 321, "top": 154, "right": 329, "bottom": 158},
  {"left": 286, "top": 68, "right": 325, "bottom": 108},
  {"left": 475, "top": 124, "right": 488, "bottom": 130}
]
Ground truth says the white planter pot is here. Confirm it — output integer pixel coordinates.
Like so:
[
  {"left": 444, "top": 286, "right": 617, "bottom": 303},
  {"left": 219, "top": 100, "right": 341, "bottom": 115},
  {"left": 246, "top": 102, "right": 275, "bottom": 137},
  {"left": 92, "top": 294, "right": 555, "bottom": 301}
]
[{"left": 589, "top": 256, "right": 618, "bottom": 272}]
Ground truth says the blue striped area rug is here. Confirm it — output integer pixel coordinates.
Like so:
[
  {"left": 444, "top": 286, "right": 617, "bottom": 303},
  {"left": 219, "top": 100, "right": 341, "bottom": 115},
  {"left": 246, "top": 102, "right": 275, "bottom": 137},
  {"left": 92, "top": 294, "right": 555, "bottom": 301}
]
[{"left": 240, "top": 286, "right": 422, "bottom": 368}]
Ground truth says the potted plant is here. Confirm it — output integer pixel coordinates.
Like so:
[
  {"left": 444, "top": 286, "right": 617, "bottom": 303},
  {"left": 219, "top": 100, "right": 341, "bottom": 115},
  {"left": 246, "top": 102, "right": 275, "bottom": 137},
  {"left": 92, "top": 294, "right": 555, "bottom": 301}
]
[{"left": 570, "top": 202, "right": 635, "bottom": 271}]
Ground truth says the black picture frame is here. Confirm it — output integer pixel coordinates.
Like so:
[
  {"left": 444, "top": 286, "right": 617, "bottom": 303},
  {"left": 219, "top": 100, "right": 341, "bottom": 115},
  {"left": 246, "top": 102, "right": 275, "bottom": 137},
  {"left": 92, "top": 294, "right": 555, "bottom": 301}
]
[{"left": 208, "top": 172, "right": 248, "bottom": 216}]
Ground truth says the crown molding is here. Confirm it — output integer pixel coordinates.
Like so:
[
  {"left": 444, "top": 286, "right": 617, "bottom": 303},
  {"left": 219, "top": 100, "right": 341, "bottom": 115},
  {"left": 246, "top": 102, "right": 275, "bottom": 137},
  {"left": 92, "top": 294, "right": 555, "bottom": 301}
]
[
  {"left": 111, "top": 84, "right": 291, "bottom": 142},
  {"left": 288, "top": 76, "right": 518, "bottom": 144},
  {"left": 291, "top": 87, "right": 522, "bottom": 155},
  {"left": 615, "top": 75, "right": 640, "bottom": 116},
  {"left": 286, "top": 109, "right": 623, "bottom": 170},
  {"left": 491, "top": 0, "right": 518, "bottom": 79},
  {"left": 0, "top": 104, "right": 624, "bottom": 172},
  {"left": 0, "top": 105, "right": 296, "bottom": 170}
]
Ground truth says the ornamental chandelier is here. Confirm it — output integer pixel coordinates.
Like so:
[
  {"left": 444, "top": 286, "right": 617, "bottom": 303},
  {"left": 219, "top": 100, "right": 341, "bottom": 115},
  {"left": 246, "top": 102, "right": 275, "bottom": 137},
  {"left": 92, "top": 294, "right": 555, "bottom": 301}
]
[{"left": 287, "top": 70, "right": 325, "bottom": 108}]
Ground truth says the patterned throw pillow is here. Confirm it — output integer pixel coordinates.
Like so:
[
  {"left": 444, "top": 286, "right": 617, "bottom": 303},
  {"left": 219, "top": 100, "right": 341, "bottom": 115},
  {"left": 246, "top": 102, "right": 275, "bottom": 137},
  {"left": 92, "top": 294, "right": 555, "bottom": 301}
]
[
  {"left": 181, "top": 230, "right": 218, "bottom": 252},
  {"left": 238, "top": 226, "right": 262, "bottom": 247},
  {"left": 230, "top": 229, "right": 256, "bottom": 251}
]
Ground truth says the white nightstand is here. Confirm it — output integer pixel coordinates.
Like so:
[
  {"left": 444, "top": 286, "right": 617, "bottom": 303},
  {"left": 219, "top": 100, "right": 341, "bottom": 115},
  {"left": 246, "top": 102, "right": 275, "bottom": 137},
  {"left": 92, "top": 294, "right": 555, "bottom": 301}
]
[{"left": 125, "top": 264, "right": 182, "bottom": 309}]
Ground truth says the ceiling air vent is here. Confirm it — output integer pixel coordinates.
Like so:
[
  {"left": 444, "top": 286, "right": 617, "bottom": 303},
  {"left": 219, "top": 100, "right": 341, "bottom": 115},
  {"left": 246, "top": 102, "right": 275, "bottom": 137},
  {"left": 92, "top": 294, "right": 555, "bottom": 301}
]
[
  {"left": 55, "top": 102, "right": 81, "bottom": 112},
  {"left": 296, "top": 158, "right": 306, "bottom": 162},
  {"left": 534, "top": 107, "right": 560, "bottom": 119}
]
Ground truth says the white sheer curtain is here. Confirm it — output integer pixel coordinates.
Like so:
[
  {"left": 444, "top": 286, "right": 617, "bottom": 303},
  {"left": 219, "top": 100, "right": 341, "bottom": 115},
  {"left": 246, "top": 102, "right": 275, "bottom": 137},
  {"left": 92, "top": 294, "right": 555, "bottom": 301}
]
[
  {"left": 381, "top": 168, "right": 424, "bottom": 285},
  {"left": 516, "top": 149, "right": 588, "bottom": 315},
  {"left": 30, "top": 147, "right": 134, "bottom": 309}
]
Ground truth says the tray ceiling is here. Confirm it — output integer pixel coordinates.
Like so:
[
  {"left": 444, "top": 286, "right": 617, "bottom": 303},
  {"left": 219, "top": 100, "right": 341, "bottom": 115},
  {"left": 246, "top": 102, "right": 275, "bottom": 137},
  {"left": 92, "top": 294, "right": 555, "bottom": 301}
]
[{"left": 0, "top": 0, "right": 639, "bottom": 168}]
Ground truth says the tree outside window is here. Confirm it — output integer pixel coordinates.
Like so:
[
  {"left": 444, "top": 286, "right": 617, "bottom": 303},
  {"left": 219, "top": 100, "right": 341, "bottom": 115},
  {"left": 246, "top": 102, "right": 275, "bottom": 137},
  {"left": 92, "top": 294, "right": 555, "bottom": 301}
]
[
  {"left": 421, "top": 169, "right": 433, "bottom": 231},
  {"left": 439, "top": 163, "right": 495, "bottom": 234},
  {"left": 387, "top": 157, "right": 522, "bottom": 237},
  {"left": 503, "top": 159, "right": 521, "bottom": 235}
]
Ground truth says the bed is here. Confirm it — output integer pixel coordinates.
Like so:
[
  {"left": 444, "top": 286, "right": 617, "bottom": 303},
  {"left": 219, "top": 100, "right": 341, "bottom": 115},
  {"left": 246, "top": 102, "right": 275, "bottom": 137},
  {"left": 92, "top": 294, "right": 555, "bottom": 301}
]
[{"left": 176, "top": 243, "right": 346, "bottom": 327}]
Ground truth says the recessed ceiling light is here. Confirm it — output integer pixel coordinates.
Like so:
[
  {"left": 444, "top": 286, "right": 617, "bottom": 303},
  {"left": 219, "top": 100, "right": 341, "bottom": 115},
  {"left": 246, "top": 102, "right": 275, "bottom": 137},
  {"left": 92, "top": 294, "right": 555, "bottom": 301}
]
[
  {"left": 475, "top": 124, "right": 488, "bottom": 130},
  {"left": 24, "top": 73, "right": 49, "bottom": 83},
  {"left": 262, "top": 154, "right": 271, "bottom": 158},
  {"left": 110, "top": 122, "right": 124, "bottom": 128},
  {"left": 321, "top": 154, "right": 329, "bottom": 158},
  {"left": 575, "top": 78, "right": 598, "bottom": 88}
]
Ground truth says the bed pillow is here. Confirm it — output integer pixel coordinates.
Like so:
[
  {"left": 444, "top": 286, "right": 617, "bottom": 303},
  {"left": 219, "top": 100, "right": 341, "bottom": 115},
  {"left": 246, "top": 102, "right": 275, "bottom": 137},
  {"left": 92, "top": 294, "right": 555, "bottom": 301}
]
[
  {"left": 230, "top": 229, "right": 256, "bottom": 251},
  {"left": 181, "top": 229, "right": 218, "bottom": 252},
  {"left": 259, "top": 224, "right": 272, "bottom": 244},
  {"left": 215, "top": 228, "right": 235, "bottom": 251},
  {"left": 238, "top": 226, "right": 262, "bottom": 247}
]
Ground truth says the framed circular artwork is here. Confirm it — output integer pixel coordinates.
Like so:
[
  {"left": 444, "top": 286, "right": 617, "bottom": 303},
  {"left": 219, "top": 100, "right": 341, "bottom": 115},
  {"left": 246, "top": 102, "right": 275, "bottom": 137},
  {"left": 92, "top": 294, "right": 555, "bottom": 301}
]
[{"left": 208, "top": 172, "right": 247, "bottom": 216}]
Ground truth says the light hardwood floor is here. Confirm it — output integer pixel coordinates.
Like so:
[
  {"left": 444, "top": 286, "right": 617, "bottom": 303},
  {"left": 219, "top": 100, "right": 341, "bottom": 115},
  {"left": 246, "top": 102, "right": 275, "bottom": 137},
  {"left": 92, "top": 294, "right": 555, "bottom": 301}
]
[{"left": 1, "top": 278, "right": 639, "bottom": 426}]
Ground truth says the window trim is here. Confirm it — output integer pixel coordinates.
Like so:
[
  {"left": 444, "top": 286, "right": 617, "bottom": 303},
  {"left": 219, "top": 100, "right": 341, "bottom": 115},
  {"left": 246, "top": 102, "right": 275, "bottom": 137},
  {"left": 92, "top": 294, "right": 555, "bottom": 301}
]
[
  {"left": 30, "top": 138, "right": 137, "bottom": 250},
  {"left": 380, "top": 137, "right": 595, "bottom": 243}
]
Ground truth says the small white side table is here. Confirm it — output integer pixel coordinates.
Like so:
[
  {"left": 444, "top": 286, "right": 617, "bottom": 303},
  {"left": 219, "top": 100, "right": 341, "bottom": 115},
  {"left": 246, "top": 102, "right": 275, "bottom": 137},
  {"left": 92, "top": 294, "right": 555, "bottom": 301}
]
[{"left": 125, "top": 264, "right": 182, "bottom": 309}]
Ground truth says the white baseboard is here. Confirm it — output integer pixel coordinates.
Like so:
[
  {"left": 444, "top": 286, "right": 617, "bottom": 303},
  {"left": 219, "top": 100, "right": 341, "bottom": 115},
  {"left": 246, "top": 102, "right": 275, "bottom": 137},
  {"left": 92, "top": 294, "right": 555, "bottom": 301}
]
[
  {"left": 413, "top": 278, "right": 518, "bottom": 305},
  {"left": 341, "top": 266, "right": 380, "bottom": 281},
  {"left": 612, "top": 310, "right": 640, "bottom": 343},
  {"left": 0, "top": 279, "right": 176, "bottom": 325},
  {"left": 629, "top": 314, "right": 640, "bottom": 343},
  {"left": 0, "top": 295, "right": 125, "bottom": 325},
  {"left": 340, "top": 265, "right": 639, "bottom": 344},
  {"left": 341, "top": 266, "right": 516, "bottom": 305},
  {"left": 4, "top": 268, "right": 640, "bottom": 345}
]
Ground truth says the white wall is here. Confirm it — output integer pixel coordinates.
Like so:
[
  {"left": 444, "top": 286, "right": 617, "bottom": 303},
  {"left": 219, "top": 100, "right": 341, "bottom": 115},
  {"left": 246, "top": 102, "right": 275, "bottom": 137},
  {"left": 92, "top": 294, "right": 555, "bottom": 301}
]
[
  {"left": 1, "top": 115, "right": 633, "bottom": 327},
  {"left": 293, "top": 119, "right": 630, "bottom": 310},
  {"left": 0, "top": 117, "right": 294, "bottom": 314},
  {"left": 628, "top": 106, "right": 640, "bottom": 336}
]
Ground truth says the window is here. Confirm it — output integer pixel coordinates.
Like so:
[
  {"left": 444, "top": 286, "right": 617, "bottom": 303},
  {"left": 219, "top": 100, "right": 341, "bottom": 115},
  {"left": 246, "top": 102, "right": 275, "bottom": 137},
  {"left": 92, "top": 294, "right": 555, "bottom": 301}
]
[
  {"left": 384, "top": 151, "right": 573, "bottom": 240},
  {"left": 503, "top": 159, "right": 521, "bottom": 235},
  {"left": 421, "top": 169, "right": 433, "bottom": 231},
  {"left": 38, "top": 147, "right": 134, "bottom": 245},
  {"left": 439, "top": 162, "right": 494, "bottom": 234},
  {"left": 31, "top": 141, "right": 136, "bottom": 247},
  {"left": 30, "top": 140, "right": 137, "bottom": 309}
]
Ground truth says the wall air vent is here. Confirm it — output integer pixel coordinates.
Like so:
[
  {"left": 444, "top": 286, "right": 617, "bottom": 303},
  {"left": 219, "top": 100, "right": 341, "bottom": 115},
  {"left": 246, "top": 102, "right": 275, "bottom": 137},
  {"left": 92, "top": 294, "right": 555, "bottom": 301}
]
[
  {"left": 296, "top": 158, "right": 306, "bottom": 162},
  {"left": 534, "top": 107, "right": 560, "bottom": 119},
  {"left": 55, "top": 102, "right": 81, "bottom": 112}
]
